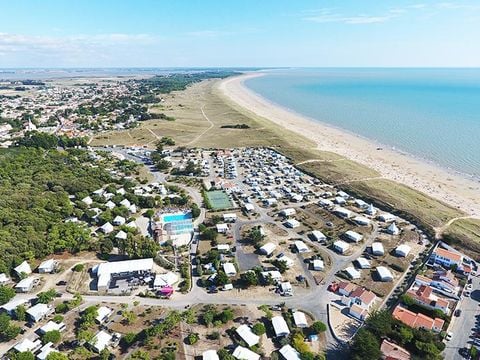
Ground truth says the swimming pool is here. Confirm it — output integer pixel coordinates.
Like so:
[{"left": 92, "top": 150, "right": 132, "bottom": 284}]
[{"left": 162, "top": 212, "right": 192, "bottom": 223}]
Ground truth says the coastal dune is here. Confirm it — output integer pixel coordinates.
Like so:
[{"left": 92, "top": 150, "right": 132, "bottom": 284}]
[{"left": 218, "top": 73, "right": 480, "bottom": 218}]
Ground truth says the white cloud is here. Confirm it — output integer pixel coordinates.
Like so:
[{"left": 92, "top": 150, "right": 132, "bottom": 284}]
[{"left": 304, "top": 8, "right": 398, "bottom": 25}]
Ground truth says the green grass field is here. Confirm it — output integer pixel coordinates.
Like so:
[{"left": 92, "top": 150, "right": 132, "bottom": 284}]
[{"left": 205, "top": 190, "right": 233, "bottom": 210}]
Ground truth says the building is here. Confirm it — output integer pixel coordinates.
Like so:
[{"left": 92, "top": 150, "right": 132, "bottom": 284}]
[
  {"left": 353, "top": 216, "right": 371, "bottom": 226},
  {"left": 89, "top": 330, "right": 113, "bottom": 353},
  {"left": 15, "top": 276, "right": 37, "bottom": 293},
  {"left": 279, "top": 344, "right": 301, "bottom": 360},
  {"left": 356, "top": 257, "right": 371, "bottom": 269},
  {"left": 232, "top": 346, "right": 260, "bottom": 360},
  {"left": 372, "top": 242, "right": 385, "bottom": 256},
  {"left": 293, "top": 311, "right": 308, "bottom": 328},
  {"left": 349, "top": 304, "right": 368, "bottom": 320},
  {"left": 334, "top": 207, "right": 353, "bottom": 219},
  {"left": 223, "top": 262, "right": 237, "bottom": 277},
  {"left": 115, "top": 230, "right": 128, "bottom": 240},
  {"left": 96, "top": 306, "right": 113, "bottom": 323},
  {"left": 380, "top": 339, "right": 411, "bottom": 360},
  {"left": 387, "top": 222, "right": 400, "bottom": 235},
  {"left": 430, "top": 247, "right": 463, "bottom": 268},
  {"left": 406, "top": 285, "right": 451, "bottom": 315},
  {"left": 0, "top": 273, "right": 10, "bottom": 285},
  {"left": 376, "top": 266, "right": 394, "bottom": 282},
  {"left": 392, "top": 306, "right": 444, "bottom": 333},
  {"left": 280, "top": 208, "right": 296, "bottom": 217},
  {"left": 26, "top": 303, "right": 53, "bottom": 322},
  {"left": 99, "top": 222, "right": 114, "bottom": 234},
  {"left": 345, "top": 266, "right": 361, "bottom": 279},
  {"left": 349, "top": 287, "right": 377, "bottom": 309},
  {"left": 236, "top": 324, "right": 260, "bottom": 347},
  {"left": 14, "top": 261, "right": 32, "bottom": 276},
  {"left": 153, "top": 272, "right": 179, "bottom": 289},
  {"left": 277, "top": 254, "right": 295, "bottom": 268},
  {"left": 378, "top": 213, "right": 396, "bottom": 222},
  {"left": 272, "top": 315, "right": 290, "bottom": 337},
  {"left": 216, "top": 223, "right": 229, "bottom": 233},
  {"left": 223, "top": 213, "right": 237, "bottom": 222},
  {"left": 395, "top": 244, "right": 411, "bottom": 257},
  {"left": 365, "top": 204, "right": 377, "bottom": 216},
  {"left": 285, "top": 219, "right": 300, "bottom": 228},
  {"left": 294, "top": 240, "right": 310, "bottom": 253},
  {"left": 344, "top": 230, "right": 363, "bottom": 243},
  {"left": 94, "top": 258, "right": 154, "bottom": 292},
  {"left": 334, "top": 240, "right": 350, "bottom": 254},
  {"left": 261, "top": 271, "right": 283, "bottom": 283},
  {"left": 203, "top": 350, "right": 219, "bottom": 360},
  {"left": 0, "top": 298, "right": 30, "bottom": 316},
  {"left": 279, "top": 281, "right": 293, "bottom": 296},
  {"left": 38, "top": 259, "right": 58, "bottom": 274},
  {"left": 113, "top": 215, "right": 126, "bottom": 226},
  {"left": 313, "top": 259, "right": 324, "bottom": 271},
  {"left": 311, "top": 230, "right": 327, "bottom": 242},
  {"left": 259, "top": 242, "right": 276, "bottom": 256},
  {"left": 217, "top": 244, "right": 230, "bottom": 252},
  {"left": 13, "top": 338, "right": 42, "bottom": 353},
  {"left": 37, "top": 342, "right": 56, "bottom": 360},
  {"left": 39, "top": 321, "right": 66, "bottom": 335}
]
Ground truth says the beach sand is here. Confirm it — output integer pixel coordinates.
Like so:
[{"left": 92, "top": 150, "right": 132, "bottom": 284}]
[{"left": 218, "top": 73, "right": 480, "bottom": 218}]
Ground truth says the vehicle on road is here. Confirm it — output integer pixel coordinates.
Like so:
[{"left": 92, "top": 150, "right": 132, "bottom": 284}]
[
  {"left": 445, "top": 332, "right": 453, "bottom": 341},
  {"left": 455, "top": 309, "right": 462, "bottom": 317}
]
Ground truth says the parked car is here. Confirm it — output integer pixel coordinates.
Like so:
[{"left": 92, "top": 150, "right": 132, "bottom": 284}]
[{"left": 455, "top": 309, "right": 462, "bottom": 317}]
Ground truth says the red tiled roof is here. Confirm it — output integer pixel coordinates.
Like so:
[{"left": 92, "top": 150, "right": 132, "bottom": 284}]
[
  {"left": 380, "top": 339, "right": 411, "bottom": 360},
  {"left": 434, "top": 248, "right": 462, "bottom": 263}
]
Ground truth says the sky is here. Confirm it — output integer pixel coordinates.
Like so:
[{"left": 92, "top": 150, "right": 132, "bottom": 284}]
[{"left": 0, "top": 0, "right": 479, "bottom": 68}]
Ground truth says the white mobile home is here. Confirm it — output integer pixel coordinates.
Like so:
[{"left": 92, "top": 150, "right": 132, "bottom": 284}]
[
  {"left": 376, "top": 266, "right": 394, "bottom": 282},
  {"left": 272, "top": 315, "right": 291, "bottom": 337},
  {"left": 344, "top": 230, "right": 363, "bottom": 243},
  {"left": 334, "top": 240, "right": 350, "bottom": 254},
  {"left": 371, "top": 242, "right": 385, "bottom": 256},
  {"left": 311, "top": 230, "right": 327, "bottom": 242}
]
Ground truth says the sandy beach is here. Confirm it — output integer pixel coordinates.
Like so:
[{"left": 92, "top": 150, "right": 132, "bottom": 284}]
[{"left": 218, "top": 73, "right": 480, "bottom": 218}]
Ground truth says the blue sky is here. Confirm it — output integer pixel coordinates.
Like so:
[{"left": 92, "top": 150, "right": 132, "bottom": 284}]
[{"left": 0, "top": 0, "right": 479, "bottom": 67}]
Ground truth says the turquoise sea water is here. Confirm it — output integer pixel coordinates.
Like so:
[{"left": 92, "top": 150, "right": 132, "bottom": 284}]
[{"left": 245, "top": 69, "right": 480, "bottom": 179}]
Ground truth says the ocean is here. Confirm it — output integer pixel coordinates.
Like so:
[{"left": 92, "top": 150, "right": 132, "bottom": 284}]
[{"left": 245, "top": 68, "right": 480, "bottom": 179}]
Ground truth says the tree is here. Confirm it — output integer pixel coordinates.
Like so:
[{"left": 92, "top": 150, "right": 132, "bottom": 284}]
[
  {"left": 218, "top": 349, "right": 236, "bottom": 360},
  {"left": 248, "top": 227, "right": 264, "bottom": 245},
  {"left": 273, "top": 259, "right": 288, "bottom": 273},
  {"left": 12, "top": 352, "right": 35, "bottom": 360},
  {"left": 187, "top": 332, "right": 199, "bottom": 345},
  {"left": 219, "top": 308, "right": 234, "bottom": 323},
  {"left": 351, "top": 329, "right": 382, "bottom": 360},
  {"left": 241, "top": 271, "right": 259, "bottom": 286},
  {"left": 15, "top": 305, "right": 26, "bottom": 322},
  {"left": 72, "top": 263, "right": 85, "bottom": 272},
  {"left": 46, "top": 353, "right": 69, "bottom": 360},
  {"left": 311, "top": 321, "right": 327, "bottom": 334},
  {"left": 0, "top": 285, "right": 16, "bottom": 305},
  {"left": 37, "top": 289, "right": 57, "bottom": 304},
  {"left": 122, "top": 310, "right": 137, "bottom": 325},
  {"left": 0, "top": 313, "right": 21, "bottom": 341},
  {"left": 400, "top": 294, "right": 415, "bottom": 307},
  {"left": 365, "top": 310, "right": 392, "bottom": 338},
  {"left": 252, "top": 323, "right": 266, "bottom": 335},
  {"left": 129, "top": 350, "right": 150, "bottom": 360},
  {"left": 42, "top": 330, "right": 61, "bottom": 344},
  {"left": 215, "top": 271, "right": 230, "bottom": 286},
  {"left": 397, "top": 325, "right": 413, "bottom": 345}
]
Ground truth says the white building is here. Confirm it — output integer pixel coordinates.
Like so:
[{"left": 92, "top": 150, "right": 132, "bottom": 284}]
[
  {"left": 203, "top": 350, "right": 219, "bottom": 360},
  {"left": 272, "top": 315, "right": 290, "bottom": 337},
  {"left": 223, "top": 213, "right": 237, "bottom": 222},
  {"left": 371, "top": 242, "right": 385, "bottom": 256},
  {"left": 113, "top": 215, "right": 126, "bottom": 226},
  {"left": 313, "top": 259, "right": 324, "bottom": 271},
  {"left": 96, "top": 306, "right": 113, "bottom": 323},
  {"left": 216, "top": 223, "right": 229, "bottom": 233},
  {"left": 387, "top": 222, "right": 400, "bottom": 235},
  {"left": 376, "top": 266, "right": 394, "bottom": 282},
  {"left": 82, "top": 196, "right": 93, "bottom": 206},
  {"left": 279, "top": 344, "right": 301, "bottom": 360},
  {"left": 26, "top": 303, "right": 53, "bottom": 322},
  {"left": 395, "top": 244, "right": 411, "bottom": 257},
  {"left": 293, "top": 311, "right": 308, "bottom": 328},
  {"left": 353, "top": 216, "right": 371, "bottom": 226},
  {"left": 285, "top": 219, "right": 300, "bottom": 228},
  {"left": 261, "top": 271, "right": 283, "bottom": 283},
  {"left": 232, "top": 346, "right": 260, "bottom": 360},
  {"left": 277, "top": 255, "right": 295, "bottom": 268},
  {"left": 15, "top": 276, "right": 37, "bottom": 293},
  {"left": 94, "top": 258, "right": 154, "bottom": 291},
  {"left": 356, "top": 257, "right": 371, "bottom": 269},
  {"left": 39, "top": 321, "right": 66, "bottom": 335},
  {"left": 99, "top": 222, "right": 114, "bottom": 234},
  {"left": 344, "top": 230, "right": 363, "bottom": 243},
  {"left": 311, "top": 230, "right": 327, "bottom": 242},
  {"left": 345, "top": 266, "right": 361, "bottom": 280},
  {"left": 0, "top": 273, "right": 10, "bottom": 285},
  {"left": 153, "top": 272, "right": 179, "bottom": 289},
  {"left": 378, "top": 213, "right": 396, "bottom": 222},
  {"left": 236, "top": 324, "right": 260, "bottom": 347},
  {"left": 334, "top": 207, "right": 353, "bottom": 219},
  {"left": 280, "top": 282, "right": 293, "bottom": 296},
  {"left": 89, "top": 330, "right": 112, "bottom": 353},
  {"left": 36, "top": 342, "right": 56, "bottom": 360},
  {"left": 259, "top": 242, "right": 276, "bottom": 256},
  {"left": 38, "top": 259, "right": 57, "bottom": 274},
  {"left": 0, "top": 298, "right": 30, "bottom": 316},
  {"left": 120, "top": 199, "right": 131, "bottom": 208},
  {"left": 14, "top": 261, "right": 32, "bottom": 276},
  {"left": 294, "top": 240, "right": 310, "bottom": 253},
  {"left": 365, "top": 204, "right": 377, "bottom": 216},
  {"left": 223, "top": 262, "right": 237, "bottom": 277},
  {"left": 13, "top": 338, "right": 42, "bottom": 353},
  {"left": 334, "top": 240, "right": 350, "bottom": 254},
  {"left": 115, "top": 230, "right": 128, "bottom": 240},
  {"left": 280, "top": 208, "right": 296, "bottom": 217}
]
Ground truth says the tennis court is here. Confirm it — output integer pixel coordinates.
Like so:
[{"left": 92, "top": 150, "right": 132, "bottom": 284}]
[{"left": 206, "top": 190, "right": 233, "bottom": 210}]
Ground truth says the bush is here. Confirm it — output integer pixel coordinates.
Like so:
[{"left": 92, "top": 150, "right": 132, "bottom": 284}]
[
  {"left": 252, "top": 323, "right": 266, "bottom": 335},
  {"left": 42, "top": 330, "right": 61, "bottom": 344},
  {"left": 186, "top": 332, "right": 199, "bottom": 345},
  {"left": 72, "top": 263, "right": 85, "bottom": 272},
  {"left": 311, "top": 321, "right": 327, "bottom": 334}
]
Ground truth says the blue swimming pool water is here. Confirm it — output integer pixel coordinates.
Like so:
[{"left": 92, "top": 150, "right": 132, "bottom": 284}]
[{"left": 162, "top": 212, "right": 192, "bottom": 223}]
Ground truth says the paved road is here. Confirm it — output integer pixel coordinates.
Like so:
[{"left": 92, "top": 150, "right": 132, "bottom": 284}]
[{"left": 443, "top": 275, "right": 480, "bottom": 359}]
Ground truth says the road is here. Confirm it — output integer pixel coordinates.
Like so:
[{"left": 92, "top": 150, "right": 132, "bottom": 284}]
[{"left": 443, "top": 275, "right": 480, "bottom": 359}]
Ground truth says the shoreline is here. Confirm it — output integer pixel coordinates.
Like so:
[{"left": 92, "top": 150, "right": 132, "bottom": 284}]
[{"left": 218, "top": 72, "right": 480, "bottom": 218}]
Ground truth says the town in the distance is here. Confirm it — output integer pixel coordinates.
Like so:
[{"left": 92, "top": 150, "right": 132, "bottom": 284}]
[{"left": 0, "top": 71, "right": 476, "bottom": 360}]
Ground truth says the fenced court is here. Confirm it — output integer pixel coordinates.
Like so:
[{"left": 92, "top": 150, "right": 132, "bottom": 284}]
[{"left": 206, "top": 190, "right": 233, "bottom": 210}]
